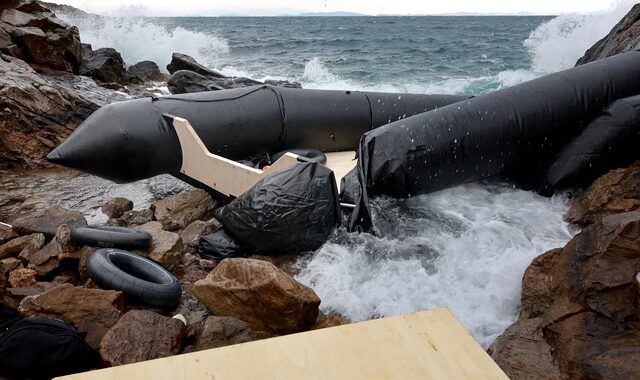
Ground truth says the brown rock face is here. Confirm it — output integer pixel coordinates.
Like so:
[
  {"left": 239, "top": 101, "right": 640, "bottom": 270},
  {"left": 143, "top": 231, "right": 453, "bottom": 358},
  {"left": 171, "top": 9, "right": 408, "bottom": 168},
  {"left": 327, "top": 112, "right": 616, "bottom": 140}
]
[
  {"left": 0, "top": 232, "right": 44, "bottom": 260},
  {"left": 19, "top": 283, "right": 124, "bottom": 349},
  {"left": 576, "top": 4, "right": 640, "bottom": 65},
  {"left": 0, "top": 55, "right": 97, "bottom": 168},
  {"left": 99, "top": 310, "right": 187, "bottom": 367},
  {"left": 490, "top": 210, "right": 640, "bottom": 379},
  {"left": 152, "top": 189, "right": 217, "bottom": 231},
  {"left": 193, "top": 258, "right": 321, "bottom": 334},
  {"left": 0, "top": 257, "right": 23, "bottom": 298},
  {"left": 0, "top": 224, "right": 17, "bottom": 245},
  {"left": 10, "top": 205, "right": 86, "bottom": 236},
  {"left": 136, "top": 221, "right": 183, "bottom": 269},
  {"left": 194, "top": 316, "right": 267, "bottom": 351},
  {"left": 180, "top": 218, "right": 222, "bottom": 248},
  {"left": 566, "top": 161, "right": 640, "bottom": 225},
  {"left": 28, "top": 224, "right": 75, "bottom": 275},
  {"left": 101, "top": 197, "right": 133, "bottom": 219},
  {"left": 0, "top": 1, "right": 82, "bottom": 73}
]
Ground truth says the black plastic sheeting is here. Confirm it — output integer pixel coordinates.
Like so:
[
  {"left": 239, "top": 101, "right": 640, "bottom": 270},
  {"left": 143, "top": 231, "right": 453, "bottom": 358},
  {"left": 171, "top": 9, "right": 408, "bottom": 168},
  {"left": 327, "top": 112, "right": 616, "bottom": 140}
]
[
  {"left": 543, "top": 94, "right": 640, "bottom": 192},
  {"left": 212, "top": 162, "right": 340, "bottom": 253},
  {"left": 198, "top": 228, "right": 245, "bottom": 260},
  {"left": 47, "top": 86, "right": 469, "bottom": 184},
  {"left": 350, "top": 51, "right": 640, "bottom": 201}
]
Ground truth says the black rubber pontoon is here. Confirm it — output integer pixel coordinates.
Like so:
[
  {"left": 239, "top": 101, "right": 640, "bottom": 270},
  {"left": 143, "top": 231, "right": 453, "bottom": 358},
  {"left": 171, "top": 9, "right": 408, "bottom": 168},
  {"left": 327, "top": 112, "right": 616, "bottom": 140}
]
[
  {"left": 352, "top": 51, "right": 640, "bottom": 198},
  {"left": 47, "top": 86, "right": 469, "bottom": 184}
]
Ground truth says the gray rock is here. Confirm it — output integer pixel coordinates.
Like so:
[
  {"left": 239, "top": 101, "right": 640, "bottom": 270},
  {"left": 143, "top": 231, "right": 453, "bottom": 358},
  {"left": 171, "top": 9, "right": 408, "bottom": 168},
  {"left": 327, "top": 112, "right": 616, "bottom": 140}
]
[
  {"left": 166, "top": 52, "right": 226, "bottom": 78},
  {"left": 167, "top": 69, "right": 223, "bottom": 94},
  {"left": 90, "top": 47, "right": 125, "bottom": 83},
  {"left": 125, "top": 60, "right": 168, "bottom": 84}
]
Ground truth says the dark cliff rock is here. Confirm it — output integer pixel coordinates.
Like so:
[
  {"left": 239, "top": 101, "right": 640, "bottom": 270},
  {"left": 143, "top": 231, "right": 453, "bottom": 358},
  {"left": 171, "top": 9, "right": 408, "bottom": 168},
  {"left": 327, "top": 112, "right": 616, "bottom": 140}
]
[{"left": 576, "top": 4, "right": 640, "bottom": 65}]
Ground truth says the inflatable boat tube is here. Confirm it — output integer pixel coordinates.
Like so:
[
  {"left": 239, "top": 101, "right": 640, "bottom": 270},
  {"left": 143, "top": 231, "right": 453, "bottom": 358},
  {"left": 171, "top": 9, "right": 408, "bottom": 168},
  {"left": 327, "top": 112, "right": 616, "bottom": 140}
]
[
  {"left": 87, "top": 248, "right": 181, "bottom": 308},
  {"left": 46, "top": 86, "right": 469, "bottom": 184},
  {"left": 70, "top": 226, "right": 152, "bottom": 250},
  {"left": 353, "top": 51, "right": 640, "bottom": 198},
  {"left": 543, "top": 94, "right": 640, "bottom": 192}
]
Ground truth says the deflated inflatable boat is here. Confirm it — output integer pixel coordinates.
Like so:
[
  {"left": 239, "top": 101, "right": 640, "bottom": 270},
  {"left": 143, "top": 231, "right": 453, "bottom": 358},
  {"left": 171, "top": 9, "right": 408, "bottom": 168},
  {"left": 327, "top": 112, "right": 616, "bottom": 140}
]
[{"left": 48, "top": 51, "right": 640, "bottom": 253}]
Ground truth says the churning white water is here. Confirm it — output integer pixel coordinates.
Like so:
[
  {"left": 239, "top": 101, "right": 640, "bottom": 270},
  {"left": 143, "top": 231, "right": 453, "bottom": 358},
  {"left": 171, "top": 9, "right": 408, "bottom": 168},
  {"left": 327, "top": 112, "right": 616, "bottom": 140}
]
[{"left": 296, "top": 182, "right": 577, "bottom": 347}]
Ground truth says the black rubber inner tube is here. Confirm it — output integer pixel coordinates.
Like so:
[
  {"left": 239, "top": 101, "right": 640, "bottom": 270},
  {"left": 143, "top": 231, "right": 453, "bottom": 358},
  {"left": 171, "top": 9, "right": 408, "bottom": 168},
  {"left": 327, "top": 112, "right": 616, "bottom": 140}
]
[
  {"left": 271, "top": 149, "right": 327, "bottom": 165},
  {"left": 70, "top": 226, "right": 152, "bottom": 250},
  {"left": 87, "top": 248, "right": 181, "bottom": 308}
]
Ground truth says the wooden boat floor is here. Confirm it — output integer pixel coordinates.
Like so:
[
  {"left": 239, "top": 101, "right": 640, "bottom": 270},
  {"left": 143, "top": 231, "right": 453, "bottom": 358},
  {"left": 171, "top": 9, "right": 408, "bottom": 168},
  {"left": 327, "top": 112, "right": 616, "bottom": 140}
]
[
  {"left": 56, "top": 308, "right": 508, "bottom": 380},
  {"left": 325, "top": 151, "right": 357, "bottom": 191}
]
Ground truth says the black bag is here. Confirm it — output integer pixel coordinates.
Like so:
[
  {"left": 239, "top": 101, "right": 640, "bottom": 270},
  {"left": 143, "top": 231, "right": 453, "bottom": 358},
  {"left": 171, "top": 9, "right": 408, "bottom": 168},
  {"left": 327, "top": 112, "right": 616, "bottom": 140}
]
[{"left": 0, "top": 306, "right": 96, "bottom": 380}]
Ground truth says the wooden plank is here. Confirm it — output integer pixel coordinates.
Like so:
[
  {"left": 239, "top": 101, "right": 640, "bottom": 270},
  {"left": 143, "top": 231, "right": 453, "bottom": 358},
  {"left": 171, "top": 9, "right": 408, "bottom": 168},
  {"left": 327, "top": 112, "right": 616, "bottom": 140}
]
[
  {"left": 56, "top": 308, "right": 509, "bottom": 380},
  {"left": 325, "top": 151, "right": 357, "bottom": 191},
  {"left": 172, "top": 116, "right": 299, "bottom": 198}
]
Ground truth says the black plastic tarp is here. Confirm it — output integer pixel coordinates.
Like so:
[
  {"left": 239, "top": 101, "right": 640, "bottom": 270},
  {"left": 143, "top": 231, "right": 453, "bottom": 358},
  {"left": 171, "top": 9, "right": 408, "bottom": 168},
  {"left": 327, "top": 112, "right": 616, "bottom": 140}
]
[
  {"left": 351, "top": 51, "right": 640, "bottom": 199},
  {"left": 213, "top": 162, "right": 340, "bottom": 253},
  {"left": 544, "top": 94, "right": 640, "bottom": 191}
]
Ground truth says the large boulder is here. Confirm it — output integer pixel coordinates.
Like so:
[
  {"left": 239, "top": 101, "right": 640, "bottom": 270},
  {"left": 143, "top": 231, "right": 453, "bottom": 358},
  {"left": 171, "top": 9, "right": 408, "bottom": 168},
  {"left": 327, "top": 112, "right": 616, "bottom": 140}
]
[
  {"left": 99, "top": 310, "right": 186, "bottom": 367},
  {"left": 10, "top": 205, "right": 86, "bottom": 236},
  {"left": 566, "top": 161, "right": 640, "bottom": 225},
  {"left": 19, "top": 283, "right": 125, "bottom": 348},
  {"left": 194, "top": 316, "right": 267, "bottom": 351},
  {"left": 89, "top": 48, "right": 125, "bottom": 83},
  {"left": 490, "top": 209, "right": 640, "bottom": 379},
  {"left": 0, "top": 55, "right": 98, "bottom": 168},
  {"left": 166, "top": 52, "right": 226, "bottom": 78},
  {"left": 125, "top": 60, "right": 168, "bottom": 84},
  {"left": 577, "top": 4, "right": 640, "bottom": 65},
  {"left": 151, "top": 189, "right": 217, "bottom": 231},
  {"left": 167, "top": 69, "right": 223, "bottom": 94},
  {"left": 136, "top": 221, "right": 183, "bottom": 269},
  {"left": 193, "top": 258, "right": 320, "bottom": 334},
  {"left": 0, "top": 1, "right": 81, "bottom": 73}
]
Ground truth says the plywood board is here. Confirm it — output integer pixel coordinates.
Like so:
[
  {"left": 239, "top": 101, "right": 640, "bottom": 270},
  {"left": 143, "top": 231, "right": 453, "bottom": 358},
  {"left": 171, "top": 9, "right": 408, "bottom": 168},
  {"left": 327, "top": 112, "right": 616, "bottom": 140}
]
[
  {"left": 57, "top": 308, "right": 509, "bottom": 380},
  {"left": 325, "top": 151, "right": 357, "bottom": 191}
]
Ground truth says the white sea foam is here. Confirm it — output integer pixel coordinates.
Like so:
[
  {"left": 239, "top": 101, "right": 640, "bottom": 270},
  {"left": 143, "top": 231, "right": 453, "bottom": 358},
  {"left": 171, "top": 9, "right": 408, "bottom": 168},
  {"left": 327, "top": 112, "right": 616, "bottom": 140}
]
[
  {"left": 524, "top": 1, "right": 635, "bottom": 72},
  {"left": 55, "top": 14, "right": 229, "bottom": 70},
  {"left": 296, "top": 182, "right": 577, "bottom": 348}
]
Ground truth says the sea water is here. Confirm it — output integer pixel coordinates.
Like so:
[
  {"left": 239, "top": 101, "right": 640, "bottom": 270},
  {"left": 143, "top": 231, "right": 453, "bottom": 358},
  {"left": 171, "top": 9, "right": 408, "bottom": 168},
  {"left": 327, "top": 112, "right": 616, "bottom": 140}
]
[{"left": 50, "top": 3, "right": 633, "bottom": 347}]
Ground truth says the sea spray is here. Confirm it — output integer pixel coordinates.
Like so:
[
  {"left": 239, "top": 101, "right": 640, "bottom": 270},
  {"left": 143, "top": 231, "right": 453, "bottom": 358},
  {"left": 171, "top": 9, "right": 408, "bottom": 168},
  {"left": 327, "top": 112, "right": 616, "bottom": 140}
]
[{"left": 295, "top": 182, "right": 577, "bottom": 348}]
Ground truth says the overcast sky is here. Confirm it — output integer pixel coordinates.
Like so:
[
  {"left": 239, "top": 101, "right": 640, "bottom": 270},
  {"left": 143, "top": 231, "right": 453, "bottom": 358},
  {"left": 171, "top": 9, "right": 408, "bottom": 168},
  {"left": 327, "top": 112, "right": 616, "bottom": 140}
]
[{"left": 52, "top": 0, "right": 622, "bottom": 16}]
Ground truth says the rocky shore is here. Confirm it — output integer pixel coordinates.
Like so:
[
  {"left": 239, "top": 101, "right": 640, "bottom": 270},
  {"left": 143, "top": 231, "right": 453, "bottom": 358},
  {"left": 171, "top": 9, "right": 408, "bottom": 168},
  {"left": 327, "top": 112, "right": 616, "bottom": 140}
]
[{"left": 1, "top": 1, "right": 640, "bottom": 379}]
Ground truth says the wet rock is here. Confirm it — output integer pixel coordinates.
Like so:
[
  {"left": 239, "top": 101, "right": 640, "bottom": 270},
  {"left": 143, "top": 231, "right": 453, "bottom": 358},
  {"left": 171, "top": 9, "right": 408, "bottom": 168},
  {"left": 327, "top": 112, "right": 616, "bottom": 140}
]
[
  {"left": 490, "top": 210, "right": 640, "bottom": 379},
  {"left": 28, "top": 224, "right": 74, "bottom": 276},
  {"left": 101, "top": 197, "right": 133, "bottom": 219},
  {"left": 152, "top": 189, "right": 217, "bottom": 231},
  {"left": 180, "top": 218, "right": 222, "bottom": 248},
  {"left": 79, "top": 42, "right": 92, "bottom": 76},
  {"left": 193, "top": 258, "right": 320, "bottom": 334},
  {"left": 566, "top": 161, "right": 640, "bottom": 225},
  {"left": 0, "top": 224, "right": 17, "bottom": 244},
  {"left": 194, "top": 316, "right": 267, "bottom": 351},
  {"left": 8, "top": 267, "right": 36, "bottom": 287},
  {"left": 167, "top": 69, "right": 223, "bottom": 94},
  {"left": 311, "top": 313, "right": 350, "bottom": 330},
  {"left": 0, "top": 1, "right": 81, "bottom": 73},
  {"left": 0, "top": 257, "right": 22, "bottom": 296},
  {"left": 77, "top": 246, "right": 94, "bottom": 282},
  {"left": 0, "top": 55, "right": 97, "bottom": 168},
  {"left": 214, "top": 76, "right": 263, "bottom": 89},
  {"left": 0, "top": 232, "right": 44, "bottom": 260},
  {"left": 10, "top": 205, "right": 86, "bottom": 236},
  {"left": 166, "top": 52, "right": 226, "bottom": 78},
  {"left": 264, "top": 79, "right": 302, "bottom": 89},
  {"left": 19, "top": 283, "right": 124, "bottom": 349},
  {"left": 577, "top": 4, "right": 640, "bottom": 65},
  {"left": 99, "top": 310, "right": 187, "bottom": 367},
  {"left": 89, "top": 47, "right": 125, "bottom": 84},
  {"left": 125, "top": 60, "right": 168, "bottom": 84},
  {"left": 121, "top": 208, "right": 155, "bottom": 226},
  {"left": 136, "top": 221, "right": 183, "bottom": 270}
]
